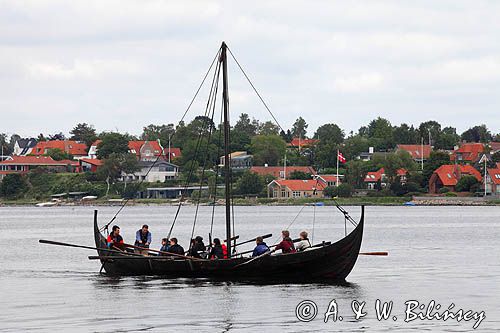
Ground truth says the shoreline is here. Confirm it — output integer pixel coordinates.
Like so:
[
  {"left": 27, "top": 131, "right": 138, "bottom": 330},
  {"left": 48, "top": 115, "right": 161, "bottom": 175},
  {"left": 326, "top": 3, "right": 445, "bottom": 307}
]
[{"left": 1, "top": 196, "right": 499, "bottom": 207}]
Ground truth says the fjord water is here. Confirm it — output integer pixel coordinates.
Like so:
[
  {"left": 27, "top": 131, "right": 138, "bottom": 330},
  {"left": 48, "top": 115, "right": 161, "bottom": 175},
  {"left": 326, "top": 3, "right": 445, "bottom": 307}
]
[{"left": 0, "top": 205, "right": 499, "bottom": 332}]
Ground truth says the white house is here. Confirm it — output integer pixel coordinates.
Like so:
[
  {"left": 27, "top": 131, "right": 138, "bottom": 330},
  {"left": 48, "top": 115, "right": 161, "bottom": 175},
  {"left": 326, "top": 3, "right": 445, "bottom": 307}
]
[
  {"left": 13, "top": 138, "right": 37, "bottom": 156},
  {"left": 121, "top": 160, "right": 179, "bottom": 182}
]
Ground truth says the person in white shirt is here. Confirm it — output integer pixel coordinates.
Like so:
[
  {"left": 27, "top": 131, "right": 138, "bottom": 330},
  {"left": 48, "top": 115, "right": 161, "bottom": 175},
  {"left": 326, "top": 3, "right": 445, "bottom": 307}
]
[{"left": 295, "top": 231, "right": 311, "bottom": 252}]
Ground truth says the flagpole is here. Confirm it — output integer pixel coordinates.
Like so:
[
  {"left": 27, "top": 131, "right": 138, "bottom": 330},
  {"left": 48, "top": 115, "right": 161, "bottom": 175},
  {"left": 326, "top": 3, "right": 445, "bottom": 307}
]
[
  {"left": 336, "top": 149, "right": 339, "bottom": 187},
  {"left": 484, "top": 155, "right": 487, "bottom": 197}
]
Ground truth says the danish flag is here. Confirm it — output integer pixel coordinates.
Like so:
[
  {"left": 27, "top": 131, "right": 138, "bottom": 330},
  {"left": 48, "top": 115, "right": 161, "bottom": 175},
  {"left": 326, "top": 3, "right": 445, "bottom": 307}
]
[{"left": 337, "top": 151, "right": 346, "bottom": 163}]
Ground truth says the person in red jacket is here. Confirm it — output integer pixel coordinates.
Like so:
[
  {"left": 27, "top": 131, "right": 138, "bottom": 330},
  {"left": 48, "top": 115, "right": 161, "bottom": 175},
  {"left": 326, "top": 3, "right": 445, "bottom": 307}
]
[
  {"left": 107, "top": 225, "right": 124, "bottom": 250},
  {"left": 275, "top": 230, "right": 296, "bottom": 254}
]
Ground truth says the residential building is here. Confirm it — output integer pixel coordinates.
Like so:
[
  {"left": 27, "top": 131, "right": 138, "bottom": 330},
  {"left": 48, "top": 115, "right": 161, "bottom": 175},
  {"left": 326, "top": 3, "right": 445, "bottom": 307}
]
[
  {"left": 219, "top": 151, "right": 253, "bottom": 170},
  {"left": 488, "top": 142, "right": 500, "bottom": 154},
  {"left": 364, "top": 168, "right": 407, "bottom": 190},
  {"left": 357, "top": 147, "right": 374, "bottom": 161},
  {"left": 79, "top": 158, "right": 103, "bottom": 172},
  {"left": 268, "top": 179, "right": 326, "bottom": 199},
  {"left": 450, "top": 143, "right": 485, "bottom": 163},
  {"left": 13, "top": 138, "right": 37, "bottom": 156},
  {"left": 32, "top": 140, "right": 88, "bottom": 158},
  {"left": 314, "top": 174, "right": 342, "bottom": 187},
  {"left": 287, "top": 138, "right": 319, "bottom": 150},
  {"left": 396, "top": 144, "right": 431, "bottom": 163},
  {"left": 484, "top": 167, "right": 500, "bottom": 196},
  {"left": 250, "top": 165, "right": 316, "bottom": 179},
  {"left": 121, "top": 160, "right": 179, "bottom": 182},
  {"left": 428, "top": 164, "right": 482, "bottom": 193},
  {"left": 88, "top": 140, "right": 181, "bottom": 162},
  {"left": 0, "top": 156, "right": 78, "bottom": 180}
]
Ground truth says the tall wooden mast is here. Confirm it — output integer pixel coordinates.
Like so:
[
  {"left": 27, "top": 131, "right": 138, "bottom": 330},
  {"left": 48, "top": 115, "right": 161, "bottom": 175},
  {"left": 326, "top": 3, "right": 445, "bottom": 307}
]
[{"left": 221, "top": 42, "right": 232, "bottom": 256}]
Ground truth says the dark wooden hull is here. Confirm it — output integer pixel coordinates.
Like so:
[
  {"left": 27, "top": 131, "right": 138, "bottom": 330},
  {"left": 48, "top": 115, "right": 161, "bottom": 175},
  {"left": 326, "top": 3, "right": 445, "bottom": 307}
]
[{"left": 94, "top": 207, "right": 364, "bottom": 282}]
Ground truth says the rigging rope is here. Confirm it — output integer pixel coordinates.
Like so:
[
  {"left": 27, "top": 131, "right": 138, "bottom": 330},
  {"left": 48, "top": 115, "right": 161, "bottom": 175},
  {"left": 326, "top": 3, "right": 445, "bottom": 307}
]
[{"left": 101, "top": 47, "right": 222, "bottom": 232}]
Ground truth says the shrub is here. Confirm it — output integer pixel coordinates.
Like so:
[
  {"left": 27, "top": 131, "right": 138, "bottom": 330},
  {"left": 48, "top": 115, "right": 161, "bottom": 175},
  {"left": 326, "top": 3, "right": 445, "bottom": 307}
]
[
  {"left": 445, "top": 192, "right": 458, "bottom": 197},
  {"left": 0, "top": 174, "right": 27, "bottom": 198},
  {"left": 324, "top": 184, "right": 353, "bottom": 198},
  {"left": 439, "top": 187, "right": 450, "bottom": 194},
  {"left": 455, "top": 176, "right": 479, "bottom": 192}
]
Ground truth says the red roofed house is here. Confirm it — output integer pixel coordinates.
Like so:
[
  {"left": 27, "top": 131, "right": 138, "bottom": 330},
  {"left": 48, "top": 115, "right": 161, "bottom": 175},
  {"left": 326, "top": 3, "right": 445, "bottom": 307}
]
[
  {"left": 451, "top": 143, "right": 485, "bottom": 163},
  {"left": 364, "top": 168, "right": 408, "bottom": 190},
  {"left": 79, "top": 158, "right": 103, "bottom": 172},
  {"left": 32, "top": 140, "right": 88, "bottom": 158},
  {"left": 250, "top": 166, "right": 316, "bottom": 180},
  {"left": 428, "top": 164, "right": 482, "bottom": 194},
  {"left": 484, "top": 167, "right": 500, "bottom": 196},
  {"left": 268, "top": 179, "right": 326, "bottom": 199},
  {"left": 397, "top": 144, "right": 431, "bottom": 163},
  {"left": 489, "top": 142, "right": 500, "bottom": 154},
  {"left": 288, "top": 138, "right": 319, "bottom": 150},
  {"left": 88, "top": 140, "right": 181, "bottom": 162},
  {"left": 0, "top": 156, "right": 79, "bottom": 180}
]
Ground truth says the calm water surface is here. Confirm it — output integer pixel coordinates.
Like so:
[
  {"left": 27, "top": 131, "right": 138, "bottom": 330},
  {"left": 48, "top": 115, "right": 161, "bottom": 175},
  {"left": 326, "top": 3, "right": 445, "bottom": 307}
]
[{"left": 0, "top": 205, "right": 499, "bottom": 332}]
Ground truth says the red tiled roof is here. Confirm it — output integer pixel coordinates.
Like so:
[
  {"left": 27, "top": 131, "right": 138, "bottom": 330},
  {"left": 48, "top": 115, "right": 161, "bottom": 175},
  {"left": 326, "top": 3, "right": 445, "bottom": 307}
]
[
  {"left": 80, "top": 158, "right": 103, "bottom": 166},
  {"left": 32, "top": 140, "right": 88, "bottom": 156},
  {"left": 451, "top": 143, "right": 485, "bottom": 162},
  {"left": 271, "top": 179, "right": 326, "bottom": 191},
  {"left": 364, "top": 168, "right": 385, "bottom": 182},
  {"left": 128, "top": 141, "right": 164, "bottom": 157},
  {"left": 397, "top": 144, "right": 431, "bottom": 159},
  {"left": 0, "top": 156, "right": 75, "bottom": 166},
  {"left": 487, "top": 168, "right": 500, "bottom": 185},
  {"left": 288, "top": 138, "right": 319, "bottom": 147},
  {"left": 251, "top": 166, "right": 316, "bottom": 179},
  {"left": 489, "top": 142, "right": 500, "bottom": 152},
  {"left": 434, "top": 164, "right": 482, "bottom": 186},
  {"left": 316, "top": 175, "right": 340, "bottom": 182},
  {"left": 166, "top": 147, "right": 182, "bottom": 158},
  {"left": 397, "top": 168, "right": 407, "bottom": 176}
]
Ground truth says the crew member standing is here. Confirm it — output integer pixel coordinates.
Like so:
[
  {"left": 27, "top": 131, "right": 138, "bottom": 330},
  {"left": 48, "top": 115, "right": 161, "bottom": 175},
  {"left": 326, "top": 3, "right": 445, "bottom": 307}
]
[{"left": 135, "top": 224, "right": 152, "bottom": 255}]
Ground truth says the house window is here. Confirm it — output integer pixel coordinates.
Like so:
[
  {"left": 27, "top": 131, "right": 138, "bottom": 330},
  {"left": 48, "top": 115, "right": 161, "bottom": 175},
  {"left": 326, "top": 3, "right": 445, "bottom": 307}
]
[
  {"left": 292, "top": 191, "right": 300, "bottom": 198},
  {"left": 281, "top": 190, "right": 286, "bottom": 197},
  {"left": 273, "top": 190, "right": 278, "bottom": 197},
  {"left": 279, "top": 171, "right": 285, "bottom": 178}
]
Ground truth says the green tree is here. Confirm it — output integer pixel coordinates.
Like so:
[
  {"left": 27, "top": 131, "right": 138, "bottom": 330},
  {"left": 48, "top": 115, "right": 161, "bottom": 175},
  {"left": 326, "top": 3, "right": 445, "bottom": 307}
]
[
  {"left": 97, "top": 133, "right": 130, "bottom": 159},
  {"left": 492, "top": 151, "right": 500, "bottom": 163},
  {"left": 367, "top": 117, "right": 394, "bottom": 149},
  {"left": 233, "top": 113, "right": 258, "bottom": 137},
  {"left": 96, "top": 153, "right": 139, "bottom": 197},
  {"left": 455, "top": 175, "right": 479, "bottom": 192},
  {"left": 258, "top": 121, "right": 280, "bottom": 136},
  {"left": 250, "top": 135, "right": 287, "bottom": 166},
  {"left": 461, "top": 125, "right": 492, "bottom": 143},
  {"left": 48, "top": 132, "right": 66, "bottom": 140},
  {"left": 291, "top": 117, "right": 308, "bottom": 138},
  {"left": 0, "top": 174, "right": 27, "bottom": 198},
  {"left": 46, "top": 148, "right": 72, "bottom": 161},
  {"left": 70, "top": 123, "right": 97, "bottom": 147},
  {"left": 392, "top": 124, "right": 419, "bottom": 144},
  {"left": 323, "top": 184, "right": 353, "bottom": 198},
  {"left": 423, "top": 151, "right": 451, "bottom": 187},
  {"left": 314, "top": 123, "right": 344, "bottom": 145},
  {"left": 344, "top": 160, "right": 367, "bottom": 189},
  {"left": 141, "top": 123, "right": 175, "bottom": 147},
  {"left": 0, "top": 133, "right": 12, "bottom": 156},
  {"left": 343, "top": 135, "right": 370, "bottom": 160},
  {"left": 435, "top": 126, "right": 460, "bottom": 150},
  {"left": 418, "top": 120, "right": 441, "bottom": 145},
  {"left": 235, "top": 171, "right": 265, "bottom": 196}
]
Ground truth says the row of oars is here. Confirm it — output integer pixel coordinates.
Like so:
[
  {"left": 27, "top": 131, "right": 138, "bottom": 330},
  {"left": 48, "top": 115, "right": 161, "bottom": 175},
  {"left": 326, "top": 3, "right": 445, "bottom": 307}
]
[{"left": 40, "top": 236, "right": 388, "bottom": 259}]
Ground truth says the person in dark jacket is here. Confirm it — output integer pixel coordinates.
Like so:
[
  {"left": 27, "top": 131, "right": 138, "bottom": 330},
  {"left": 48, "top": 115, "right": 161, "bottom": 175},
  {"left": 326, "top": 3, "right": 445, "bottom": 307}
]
[
  {"left": 209, "top": 238, "right": 225, "bottom": 259},
  {"left": 168, "top": 238, "right": 184, "bottom": 255},
  {"left": 188, "top": 236, "right": 206, "bottom": 258},
  {"left": 275, "top": 230, "right": 296, "bottom": 254},
  {"left": 107, "top": 225, "right": 124, "bottom": 250},
  {"left": 252, "top": 236, "right": 270, "bottom": 257},
  {"left": 159, "top": 238, "right": 170, "bottom": 255}
]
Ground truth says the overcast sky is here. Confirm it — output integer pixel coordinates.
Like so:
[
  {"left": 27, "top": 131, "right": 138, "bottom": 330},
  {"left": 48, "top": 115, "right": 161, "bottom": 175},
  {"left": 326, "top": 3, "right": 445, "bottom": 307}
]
[{"left": 1, "top": 0, "right": 499, "bottom": 138}]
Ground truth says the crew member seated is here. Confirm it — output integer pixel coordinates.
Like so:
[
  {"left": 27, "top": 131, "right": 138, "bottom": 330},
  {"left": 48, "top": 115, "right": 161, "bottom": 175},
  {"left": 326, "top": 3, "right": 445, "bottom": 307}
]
[
  {"left": 159, "top": 238, "right": 170, "bottom": 255},
  {"left": 209, "top": 238, "right": 225, "bottom": 259},
  {"left": 295, "top": 231, "right": 311, "bottom": 252},
  {"left": 107, "top": 225, "right": 124, "bottom": 250},
  {"left": 168, "top": 238, "right": 184, "bottom": 255},
  {"left": 252, "top": 236, "right": 270, "bottom": 257},
  {"left": 275, "top": 230, "right": 296, "bottom": 254},
  {"left": 188, "top": 236, "right": 206, "bottom": 258}
]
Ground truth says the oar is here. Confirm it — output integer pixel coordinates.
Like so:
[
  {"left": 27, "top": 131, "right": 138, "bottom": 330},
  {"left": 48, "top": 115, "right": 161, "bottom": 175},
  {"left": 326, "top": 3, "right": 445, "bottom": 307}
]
[
  {"left": 233, "top": 250, "right": 272, "bottom": 269},
  {"left": 224, "top": 235, "right": 239, "bottom": 243},
  {"left": 359, "top": 252, "right": 388, "bottom": 256},
  {"left": 233, "top": 234, "right": 272, "bottom": 248},
  {"left": 122, "top": 243, "right": 203, "bottom": 261},
  {"left": 39, "top": 239, "right": 141, "bottom": 256}
]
